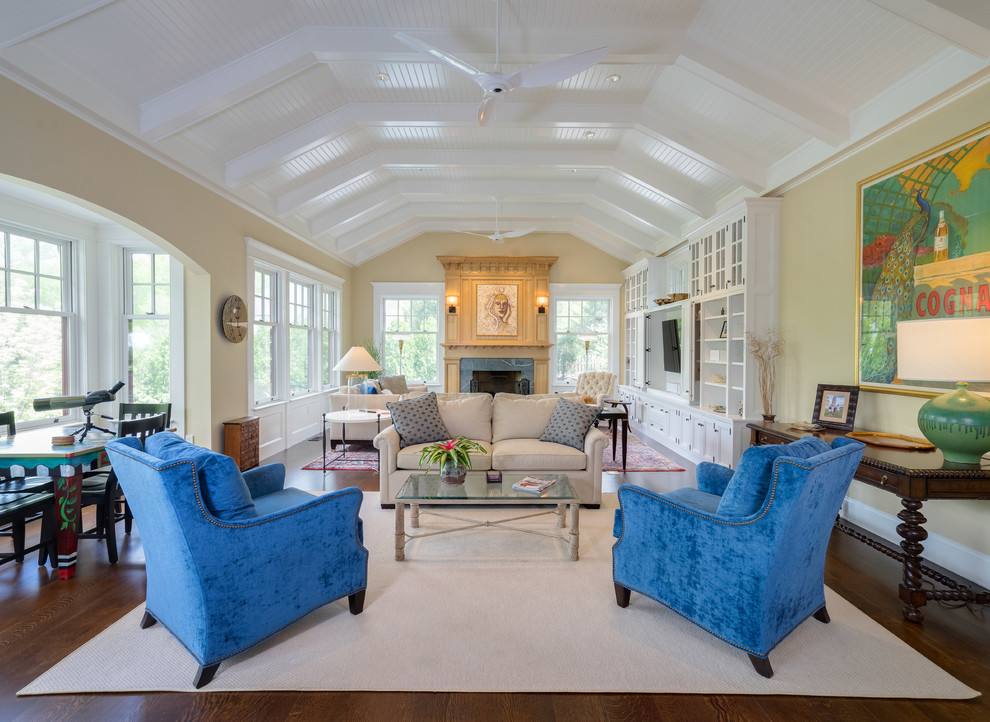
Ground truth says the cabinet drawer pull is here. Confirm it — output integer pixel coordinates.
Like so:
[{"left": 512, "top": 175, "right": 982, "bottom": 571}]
[{"left": 880, "top": 475, "right": 888, "bottom": 486}]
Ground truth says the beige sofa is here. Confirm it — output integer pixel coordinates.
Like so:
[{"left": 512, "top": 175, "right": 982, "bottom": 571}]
[{"left": 373, "top": 392, "right": 606, "bottom": 509}]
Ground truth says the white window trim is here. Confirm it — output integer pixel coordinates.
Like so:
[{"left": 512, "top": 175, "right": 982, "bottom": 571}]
[
  {"left": 548, "top": 283, "right": 621, "bottom": 392},
  {"left": 246, "top": 238, "right": 343, "bottom": 408},
  {"left": 372, "top": 282, "right": 444, "bottom": 387}
]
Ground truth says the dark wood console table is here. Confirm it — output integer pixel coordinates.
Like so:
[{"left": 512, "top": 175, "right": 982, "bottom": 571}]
[{"left": 748, "top": 421, "right": 990, "bottom": 623}]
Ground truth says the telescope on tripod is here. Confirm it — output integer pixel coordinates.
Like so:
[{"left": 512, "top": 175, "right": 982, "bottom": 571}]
[{"left": 33, "top": 381, "right": 126, "bottom": 441}]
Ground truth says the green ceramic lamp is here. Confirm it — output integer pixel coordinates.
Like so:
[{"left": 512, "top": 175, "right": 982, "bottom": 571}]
[{"left": 896, "top": 318, "right": 990, "bottom": 465}]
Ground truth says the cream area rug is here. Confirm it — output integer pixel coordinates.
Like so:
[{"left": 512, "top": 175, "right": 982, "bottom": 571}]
[{"left": 20, "top": 493, "right": 977, "bottom": 697}]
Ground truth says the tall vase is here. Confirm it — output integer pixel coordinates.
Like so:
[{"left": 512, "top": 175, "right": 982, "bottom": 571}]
[{"left": 441, "top": 459, "right": 467, "bottom": 485}]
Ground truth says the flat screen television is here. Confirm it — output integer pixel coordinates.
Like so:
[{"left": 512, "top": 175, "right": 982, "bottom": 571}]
[{"left": 661, "top": 318, "right": 681, "bottom": 373}]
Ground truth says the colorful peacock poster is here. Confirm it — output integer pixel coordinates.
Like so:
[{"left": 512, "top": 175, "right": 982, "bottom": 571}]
[{"left": 857, "top": 123, "right": 990, "bottom": 395}]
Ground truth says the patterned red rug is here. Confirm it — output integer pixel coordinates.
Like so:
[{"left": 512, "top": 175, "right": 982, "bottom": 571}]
[
  {"left": 302, "top": 444, "right": 379, "bottom": 471},
  {"left": 599, "top": 428, "right": 685, "bottom": 472},
  {"left": 302, "top": 434, "right": 684, "bottom": 473}
]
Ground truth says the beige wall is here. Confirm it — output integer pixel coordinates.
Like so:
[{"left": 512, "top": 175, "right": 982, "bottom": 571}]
[
  {"left": 0, "top": 76, "right": 352, "bottom": 448},
  {"left": 778, "top": 81, "right": 990, "bottom": 555},
  {"left": 349, "top": 232, "right": 628, "bottom": 338}
]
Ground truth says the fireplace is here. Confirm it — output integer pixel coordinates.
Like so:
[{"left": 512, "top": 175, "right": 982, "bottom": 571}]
[{"left": 460, "top": 358, "right": 534, "bottom": 394}]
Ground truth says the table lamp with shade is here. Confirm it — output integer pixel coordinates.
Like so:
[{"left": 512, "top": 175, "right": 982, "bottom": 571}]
[
  {"left": 333, "top": 346, "right": 383, "bottom": 409},
  {"left": 896, "top": 317, "right": 990, "bottom": 465}
]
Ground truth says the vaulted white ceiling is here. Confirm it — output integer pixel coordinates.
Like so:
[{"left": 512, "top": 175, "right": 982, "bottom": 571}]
[{"left": 2, "top": 0, "right": 989, "bottom": 265}]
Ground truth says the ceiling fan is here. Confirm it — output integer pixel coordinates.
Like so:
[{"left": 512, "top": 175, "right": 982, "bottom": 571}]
[
  {"left": 395, "top": 0, "right": 607, "bottom": 126},
  {"left": 459, "top": 197, "right": 536, "bottom": 244}
]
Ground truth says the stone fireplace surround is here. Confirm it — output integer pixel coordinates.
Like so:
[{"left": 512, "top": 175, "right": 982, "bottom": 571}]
[{"left": 459, "top": 357, "right": 535, "bottom": 394}]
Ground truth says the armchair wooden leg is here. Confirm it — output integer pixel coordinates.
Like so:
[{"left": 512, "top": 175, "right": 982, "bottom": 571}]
[
  {"left": 140, "top": 611, "right": 158, "bottom": 629},
  {"left": 194, "top": 663, "right": 220, "bottom": 689},
  {"left": 348, "top": 589, "right": 366, "bottom": 615},
  {"left": 103, "top": 504, "right": 118, "bottom": 565},
  {"left": 124, "top": 500, "right": 133, "bottom": 534},
  {"left": 749, "top": 654, "right": 774, "bottom": 678},
  {"left": 813, "top": 606, "right": 830, "bottom": 623},
  {"left": 614, "top": 583, "right": 631, "bottom": 608}
]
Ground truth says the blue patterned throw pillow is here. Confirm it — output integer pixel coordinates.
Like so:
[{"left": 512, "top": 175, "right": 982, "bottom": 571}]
[
  {"left": 386, "top": 392, "right": 450, "bottom": 448},
  {"left": 540, "top": 398, "right": 601, "bottom": 450}
]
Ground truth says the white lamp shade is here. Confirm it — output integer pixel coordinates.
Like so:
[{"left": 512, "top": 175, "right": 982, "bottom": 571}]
[
  {"left": 896, "top": 317, "right": 990, "bottom": 382},
  {"left": 332, "top": 346, "right": 383, "bottom": 373}
]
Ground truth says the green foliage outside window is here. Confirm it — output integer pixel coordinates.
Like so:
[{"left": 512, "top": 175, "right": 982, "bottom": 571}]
[
  {"left": 554, "top": 299, "right": 610, "bottom": 384},
  {"left": 382, "top": 297, "right": 439, "bottom": 383}
]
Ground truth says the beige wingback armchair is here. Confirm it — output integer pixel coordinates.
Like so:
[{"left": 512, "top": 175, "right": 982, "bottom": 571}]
[{"left": 574, "top": 372, "right": 617, "bottom": 406}]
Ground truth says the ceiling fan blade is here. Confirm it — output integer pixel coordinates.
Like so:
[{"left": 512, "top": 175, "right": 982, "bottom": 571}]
[
  {"left": 512, "top": 46, "right": 609, "bottom": 88},
  {"left": 478, "top": 92, "right": 500, "bottom": 126},
  {"left": 394, "top": 32, "right": 486, "bottom": 83},
  {"left": 457, "top": 230, "right": 495, "bottom": 238},
  {"left": 498, "top": 227, "right": 537, "bottom": 239}
]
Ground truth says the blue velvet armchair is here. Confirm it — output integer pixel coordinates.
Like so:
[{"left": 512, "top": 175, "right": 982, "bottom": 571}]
[
  {"left": 612, "top": 437, "right": 865, "bottom": 677},
  {"left": 105, "top": 432, "right": 369, "bottom": 688}
]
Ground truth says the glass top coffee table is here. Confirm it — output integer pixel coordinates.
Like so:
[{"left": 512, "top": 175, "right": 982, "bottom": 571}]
[{"left": 394, "top": 472, "right": 580, "bottom": 561}]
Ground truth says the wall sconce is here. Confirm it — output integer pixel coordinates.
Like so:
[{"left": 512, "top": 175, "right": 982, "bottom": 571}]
[
  {"left": 537, "top": 295, "right": 548, "bottom": 314},
  {"left": 446, "top": 295, "right": 458, "bottom": 314}
]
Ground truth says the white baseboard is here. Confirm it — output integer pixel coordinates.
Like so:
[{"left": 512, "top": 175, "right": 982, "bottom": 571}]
[{"left": 840, "top": 498, "right": 990, "bottom": 590}]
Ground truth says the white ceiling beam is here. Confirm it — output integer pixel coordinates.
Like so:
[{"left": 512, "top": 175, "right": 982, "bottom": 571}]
[
  {"left": 333, "top": 200, "right": 657, "bottom": 254},
  {"left": 225, "top": 101, "right": 767, "bottom": 191},
  {"left": 275, "top": 148, "right": 713, "bottom": 219},
  {"left": 866, "top": 0, "right": 990, "bottom": 58},
  {"left": 675, "top": 38, "right": 849, "bottom": 146},
  {"left": 0, "top": 0, "right": 115, "bottom": 50},
  {"left": 309, "top": 178, "right": 679, "bottom": 237},
  {"left": 634, "top": 108, "right": 767, "bottom": 191}
]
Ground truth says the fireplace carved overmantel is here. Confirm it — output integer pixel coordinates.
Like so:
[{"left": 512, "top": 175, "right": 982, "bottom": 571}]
[{"left": 438, "top": 255, "right": 557, "bottom": 393}]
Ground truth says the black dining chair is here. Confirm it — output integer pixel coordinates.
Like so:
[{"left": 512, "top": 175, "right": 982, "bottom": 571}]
[
  {"left": 77, "top": 413, "right": 168, "bottom": 564},
  {"left": 0, "top": 411, "right": 58, "bottom": 567},
  {"left": 118, "top": 402, "right": 172, "bottom": 428}
]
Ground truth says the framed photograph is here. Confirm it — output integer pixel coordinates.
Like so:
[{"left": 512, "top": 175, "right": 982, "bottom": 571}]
[
  {"left": 476, "top": 283, "right": 518, "bottom": 337},
  {"left": 719, "top": 320, "right": 727, "bottom": 339},
  {"left": 811, "top": 384, "right": 860, "bottom": 432},
  {"left": 856, "top": 121, "right": 990, "bottom": 397}
]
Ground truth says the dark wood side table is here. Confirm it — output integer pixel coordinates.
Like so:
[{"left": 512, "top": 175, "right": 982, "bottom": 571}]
[
  {"left": 748, "top": 421, "right": 990, "bottom": 622},
  {"left": 223, "top": 416, "right": 260, "bottom": 471},
  {"left": 598, "top": 402, "right": 629, "bottom": 469}
]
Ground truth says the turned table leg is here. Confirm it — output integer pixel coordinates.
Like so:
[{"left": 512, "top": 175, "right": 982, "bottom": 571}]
[
  {"left": 896, "top": 498, "right": 928, "bottom": 623},
  {"left": 394, "top": 502, "right": 405, "bottom": 561}
]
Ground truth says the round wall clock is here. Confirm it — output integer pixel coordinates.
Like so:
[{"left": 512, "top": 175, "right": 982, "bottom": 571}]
[{"left": 221, "top": 295, "right": 248, "bottom": 343}]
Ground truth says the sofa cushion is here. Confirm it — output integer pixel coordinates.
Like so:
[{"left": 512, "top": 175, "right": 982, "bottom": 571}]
[
  {"left": 438, "top": 394, "right": 493, "bottom": 442},
  {"left": 492, "top": 397, "right": 559, "bottom": 442},
  {"left": 397, "top": 440, "right": 493, "bottom": 471},
  {"left": 386, "top": 392, "right": 450, "bottom": 448},
  {"left": 360, "top": 380, "right": 379, "bottom": 394},
  {"left": 379, "top": 375, "right": 410, "bottom": 394},
  {"left": 716, "top": 436, "right": 831, "bottom": 517},
  {"left": 145, "top": 432, "right": 258, "bottom": 521},
  {"left": 540, "top": 398, "right": 601, "bottom": 450},
  {"left": 492, "top": 438, "right": 587, "bottom": 471}
]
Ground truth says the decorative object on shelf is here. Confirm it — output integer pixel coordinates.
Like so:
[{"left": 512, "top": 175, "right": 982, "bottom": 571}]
[
  {"left": 811, "top": 384, "right": 860, "bottom": 432},
  {"left": 711, "top": 374, "right": 726, "bottom": 384},
  {"left": 845, "top": 431, "right": 935, "bottom": 450},
  {"left": 896, "top": 317, "right": 990, "bottom": 464},
  {"left": 719, "top": 321, "right": 727, "bottom": 339},
  {"left": 220, "top": 295, "right": 248, "bottom": 343},
  {"left": 709, "top": 405, "right": 726, "bottom": 414},
  {"left": 857, "top": 123, "right": 990, "bottom": 395},
  {"left": 477, "top": 283, "right": 517, "bottom": 336},
  {"left": 419, "top": 436, "right": 487, "bottom": 485},
  {"left": 788, "top": 422, "right": 824, "bottom": 432},
  {"left": 748, "top": 328, "right": 784, "bottom": 422}
]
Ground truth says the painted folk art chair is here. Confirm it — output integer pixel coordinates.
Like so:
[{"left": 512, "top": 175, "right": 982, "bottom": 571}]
[
  {"left": 612, "top": 436, "right": 865, "bottom": 677},
  {"left": 105, "top": 432, "right": 369, "bottom": 688}
]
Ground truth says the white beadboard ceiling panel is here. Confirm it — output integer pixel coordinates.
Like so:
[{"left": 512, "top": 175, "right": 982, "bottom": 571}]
[{"left": 1, "top": 0, "right": 988, "bottom": 265}]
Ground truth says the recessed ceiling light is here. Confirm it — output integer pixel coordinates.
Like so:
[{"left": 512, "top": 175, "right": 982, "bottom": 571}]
[
  {"left": 570, "top": 169, "right": 579, "bottom": 173},
  {"left": 607, "top": 74, "right": 620, "bottom": 83},
  {"left": 376, "top": 72, "right": 389, "bottom": 82},
  {"left": 584, "top": 131, "right": 595, "bottom": 139}
]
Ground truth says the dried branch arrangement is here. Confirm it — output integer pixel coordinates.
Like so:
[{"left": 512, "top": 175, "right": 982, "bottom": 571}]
[{"left": 748, "top": 328, "right": 784, "bottom": 417}]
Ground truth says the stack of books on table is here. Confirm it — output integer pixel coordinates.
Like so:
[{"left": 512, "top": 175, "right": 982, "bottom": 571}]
[{"left": 512, "top": 476, "right": 556, "bottom": 494}]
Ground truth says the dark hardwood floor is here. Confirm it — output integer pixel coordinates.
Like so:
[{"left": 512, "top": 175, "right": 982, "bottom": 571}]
[{"left": 1, "top": 432, "right": 988, "bottom": 721}]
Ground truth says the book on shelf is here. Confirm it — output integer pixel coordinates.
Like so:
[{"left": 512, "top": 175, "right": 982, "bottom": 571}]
[{"left": 512, "top": 476, "right": 556, "bottom": 494}]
